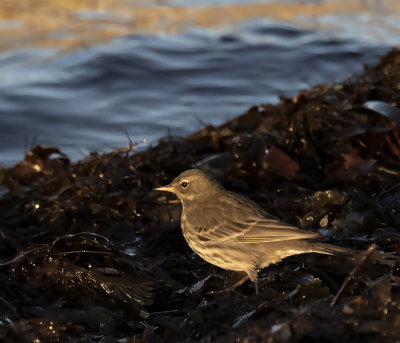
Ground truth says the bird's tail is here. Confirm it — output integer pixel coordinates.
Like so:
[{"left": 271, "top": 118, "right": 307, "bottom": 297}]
[
  {"left": 311, "top": 242, "right": 355, "bottom": 258},
  {"left": 311, "top": 242, "right": 397, "bottom": 267}
]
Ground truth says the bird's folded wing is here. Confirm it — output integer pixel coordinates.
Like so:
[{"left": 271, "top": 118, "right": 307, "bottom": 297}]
[
  {"left": 195, "top": 193, "right": 320, "bottom": 243},
  {"left": 234, "top": 219, "right": 319, "bottom": 243},
  {"left": 196, "top": 218, "right": 319, "bottom": 243}
]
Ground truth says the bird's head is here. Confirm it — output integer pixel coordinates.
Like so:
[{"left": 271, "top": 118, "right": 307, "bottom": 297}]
[{"left": 154, "top": 169, "right": 222, "bottom": 203}]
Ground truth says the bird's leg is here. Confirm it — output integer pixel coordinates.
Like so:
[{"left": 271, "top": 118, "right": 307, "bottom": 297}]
[
  {"left": 230, "top": 274, "right": 260, "bottom": 295},
  {"left": 254, "top": 277, "right": 259, "bottom": 295},
  {"left": 207, "top": 274, "right": 249, "bottom": 295},
  {"left": 208, "top": 271, "right": 259, "bottom": 295},
  {"left": 230, "top": 274, "right": 249, "bottom": 289},
  {"left": 247, "top": 269, "right": 260, "bottom": 295}
]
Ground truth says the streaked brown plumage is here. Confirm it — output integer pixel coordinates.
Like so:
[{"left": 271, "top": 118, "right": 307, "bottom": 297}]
[{"left": 155, "top": 169, "right": 353, "bottom": 291}]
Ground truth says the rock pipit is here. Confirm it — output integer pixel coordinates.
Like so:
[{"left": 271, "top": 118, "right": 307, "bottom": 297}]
[{"left": 154, "top": 169, "right": 388, "bottom": 294}]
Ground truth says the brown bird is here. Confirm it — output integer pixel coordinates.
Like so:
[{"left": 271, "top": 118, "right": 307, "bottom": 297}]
[{"left": 154, "top": 169, "right": 378, "bottom": 294}]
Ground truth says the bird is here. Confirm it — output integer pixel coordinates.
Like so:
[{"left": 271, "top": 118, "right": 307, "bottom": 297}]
[{"left": 154, "top": 169, "right": 389, "bottom": 294}]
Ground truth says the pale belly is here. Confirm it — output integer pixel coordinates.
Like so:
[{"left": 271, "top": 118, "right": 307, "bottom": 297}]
[{"left": 182, "top": 225, "right": 258, "bottom": 272}]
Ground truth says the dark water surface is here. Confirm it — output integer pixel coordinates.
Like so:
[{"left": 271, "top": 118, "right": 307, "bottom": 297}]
[{"left": 0, "top": 11, "right": 396, "bottom": 166}]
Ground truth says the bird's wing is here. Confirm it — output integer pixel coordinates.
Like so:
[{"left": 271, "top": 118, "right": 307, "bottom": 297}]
[
  {"left": 196, "top": 217, "right": 319, "bottom": 243},
  {"left": 194, "top": 192, "right": 319, "bottom": 243},
  {"left": 233, "top": 218, "right": 319, "bottom": 243}
]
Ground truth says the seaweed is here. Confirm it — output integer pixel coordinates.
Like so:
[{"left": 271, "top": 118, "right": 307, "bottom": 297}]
[{"left": 1, "top": 49, "right": 400, "bottom": 342}]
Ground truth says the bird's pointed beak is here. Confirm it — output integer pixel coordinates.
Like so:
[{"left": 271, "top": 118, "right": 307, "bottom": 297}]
[{"left": 153, "top": 184, "right": 174, "bottom": 192}]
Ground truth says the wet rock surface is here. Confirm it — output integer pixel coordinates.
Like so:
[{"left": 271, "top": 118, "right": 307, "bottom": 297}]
[{"left": 1, "top": 49, "right": 400, "bottom": 342}]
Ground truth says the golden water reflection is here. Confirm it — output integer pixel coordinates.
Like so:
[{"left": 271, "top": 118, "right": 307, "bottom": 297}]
[{"left": 0, "top": 0, "right": 399, "bottom": 54}]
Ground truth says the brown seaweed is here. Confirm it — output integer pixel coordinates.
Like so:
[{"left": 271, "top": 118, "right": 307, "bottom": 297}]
[{"left": 1, "top": 49, "right": 400, "bottom": 342}]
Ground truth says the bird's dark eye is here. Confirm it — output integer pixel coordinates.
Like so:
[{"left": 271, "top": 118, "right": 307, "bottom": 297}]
[{"left": 180, "top": 181, "right": 188, "bottom": 189}]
